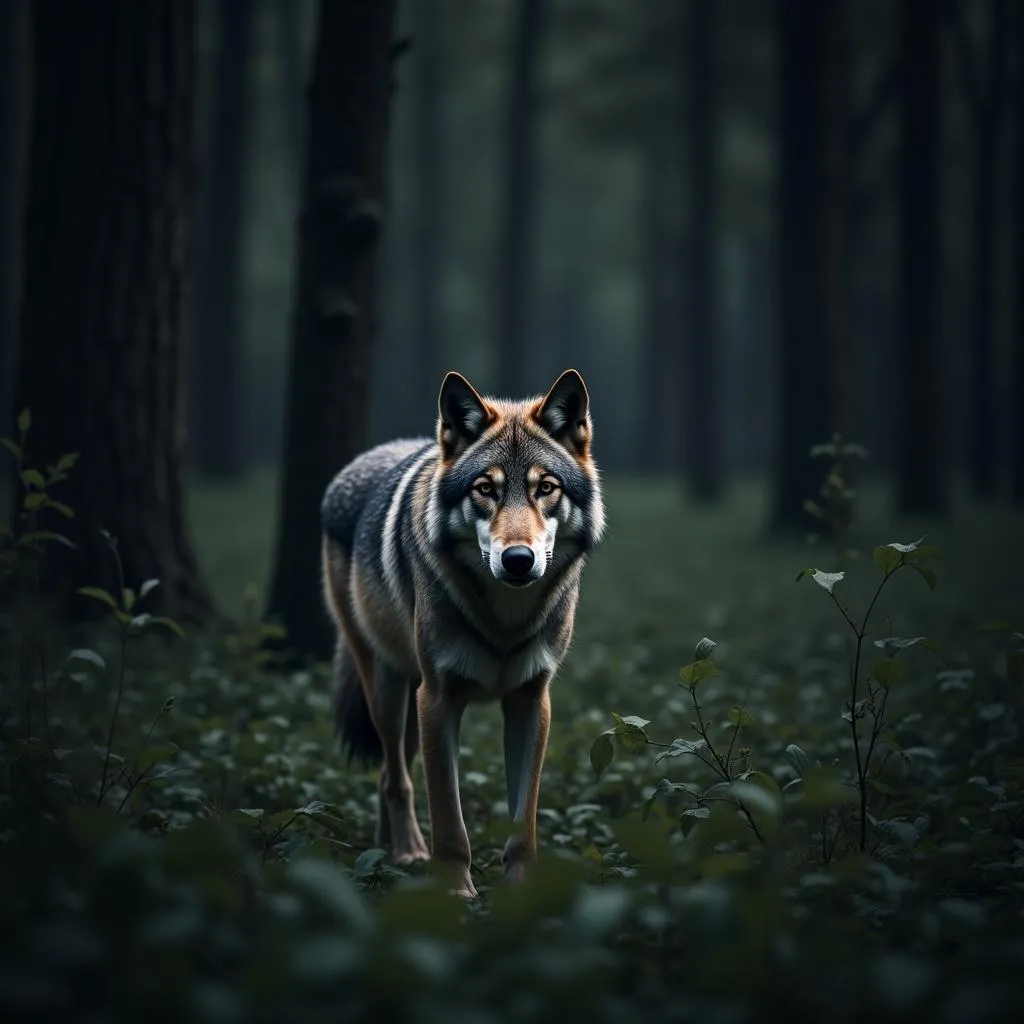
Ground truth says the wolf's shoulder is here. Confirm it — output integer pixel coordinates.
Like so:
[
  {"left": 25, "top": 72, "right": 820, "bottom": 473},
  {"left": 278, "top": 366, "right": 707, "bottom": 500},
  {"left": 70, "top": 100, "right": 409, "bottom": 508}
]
[{"left": 321, "top": 437, "right": 435, "bottom": 549}]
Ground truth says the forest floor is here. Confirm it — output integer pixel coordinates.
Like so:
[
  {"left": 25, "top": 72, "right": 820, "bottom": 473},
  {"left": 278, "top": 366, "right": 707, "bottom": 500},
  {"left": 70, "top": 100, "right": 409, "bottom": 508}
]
[{"left": 2, "top": 473, "right": 1024, "bottom": 1021}]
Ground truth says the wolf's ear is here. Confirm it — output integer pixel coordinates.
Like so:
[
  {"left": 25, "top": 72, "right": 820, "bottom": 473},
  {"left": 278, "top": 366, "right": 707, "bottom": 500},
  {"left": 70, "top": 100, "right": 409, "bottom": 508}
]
[
  {"left": 438, "top": 371, "right": 492, "bottom": 460},
  {"left": 534, "top": 368, "right": 592, "bottom": 457}
]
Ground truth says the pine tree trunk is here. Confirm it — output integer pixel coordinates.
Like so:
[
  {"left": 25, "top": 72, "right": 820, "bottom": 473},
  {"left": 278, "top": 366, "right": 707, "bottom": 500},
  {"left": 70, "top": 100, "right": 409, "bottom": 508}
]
[
  {"left": 638, "top": 127, "right": 675, "bottom": 475},
  {"left": 411, "top": 0, "right": 443, "bottom": 431},
  {"left": 1013, "top": 1, "right": 1024, "bottom": 506},
  {"left": 770, "top": 0, "right": 831, "bottom": 535},
  {"left": 496, "top": 0, "right": 544, "bottom": 396},
  {"left": 896, "top": 0, "right": 947, "bottom": 516},
  {"left": 189, "top": 0, "right": 255, "bottom": 479},
  {"left": 15, "top": 0, "right": 216, "bottom": 624},
  {"left": 965, "top": 0, "right": 1008, "bottom": 500},
  {"left": 266, "top": 0, "right": 398, "bottom": 662},
  {"left": 1, "top": 0, "right": 28, "bottom": 472},
  {"left": 681, "top": 0, "right": 722, "bottom": 502}
]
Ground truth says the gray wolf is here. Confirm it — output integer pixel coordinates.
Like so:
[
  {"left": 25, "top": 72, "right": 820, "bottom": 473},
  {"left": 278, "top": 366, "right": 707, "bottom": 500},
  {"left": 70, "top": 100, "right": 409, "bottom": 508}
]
[{"left": 320, "top": 369, "right": 605, "bottom": 898}]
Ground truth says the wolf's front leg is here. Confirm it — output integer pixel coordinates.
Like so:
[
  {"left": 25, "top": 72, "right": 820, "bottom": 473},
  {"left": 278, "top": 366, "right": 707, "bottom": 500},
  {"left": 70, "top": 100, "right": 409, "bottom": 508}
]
[
  {"left": 370, "top": 661, "right": 429, "bottom": 865},
  {"left": 416, "top": 680, "right": 476, "bottom": 899},
  {"left": 500, "top": 674, "right": 551, "bottom": 884}
]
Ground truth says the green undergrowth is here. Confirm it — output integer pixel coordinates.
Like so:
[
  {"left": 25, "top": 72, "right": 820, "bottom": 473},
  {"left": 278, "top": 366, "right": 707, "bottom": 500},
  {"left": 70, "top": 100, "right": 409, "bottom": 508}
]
[{"left": 2, "top": 416, "right": 1024, "bottom": 1023}]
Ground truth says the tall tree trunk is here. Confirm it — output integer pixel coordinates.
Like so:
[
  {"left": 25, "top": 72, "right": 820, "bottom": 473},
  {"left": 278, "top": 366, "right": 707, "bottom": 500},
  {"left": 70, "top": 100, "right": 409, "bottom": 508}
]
[
  {"left": 770, "top": 0, "right": 832, "bottom": 535},
  {"left": 967, "top": 0, "right": 1008, "bottom": 499},
  {"left": 266, "top": 0, "right": 397, "bottom": 661},
  {"left": 822, "top": 0, "right": 851, "bottom": 442},
  {"left": 681, "top": 0, "right": 722, "bottom": 502},
  {"left": 638, "top": 127, "right": 675, "bottom": 475},
  {"left": 189, "top": 0, "right": 255, "bottom": 479},
  {"left": 1013, "top": 0, "right": 1024, "bottom": 506},
  {"left": 16, "top": 1, "right": 215, "bottom": 622},
  {"left": 1, "top": 0, "right": 28, "bottom": 474},
  {"left": 411, "top": 0, "right": 443, "bottom": 432},
  {"left": 496, "top": 0, "right": 544, "bottom": 396},
  {"left": 274, "top": 0, "right": 308, "bottom": 167},
  {"left": 896, "top": 0, "right": 946, "bottom": 516}
]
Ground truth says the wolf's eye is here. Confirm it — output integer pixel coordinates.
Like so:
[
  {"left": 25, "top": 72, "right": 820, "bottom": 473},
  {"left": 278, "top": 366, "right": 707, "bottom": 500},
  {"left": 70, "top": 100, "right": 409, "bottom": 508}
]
[
  {"left": 537, "top": 478, "right": 559, "bottom": 496},
  {"left": 473, "top": 479, "right": 495, "bottom": 497}
]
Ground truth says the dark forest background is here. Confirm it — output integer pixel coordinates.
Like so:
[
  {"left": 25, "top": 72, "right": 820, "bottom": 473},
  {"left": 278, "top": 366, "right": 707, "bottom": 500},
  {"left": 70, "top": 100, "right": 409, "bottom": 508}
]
[
  {"left": 3, "top": 0, "right": 1023, "bottom": 657},
  {"left": 2, "top": 3, "right": 1024, "bottom": 1018}
]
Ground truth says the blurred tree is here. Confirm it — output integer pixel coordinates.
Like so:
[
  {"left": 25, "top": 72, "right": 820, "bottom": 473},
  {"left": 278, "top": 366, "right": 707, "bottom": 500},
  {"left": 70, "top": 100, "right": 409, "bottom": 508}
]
[
  {"left": 411, "top": 0, "right": 444, "bottom": 430},
  {"left": 0, "top": 0, "right": 27, "bottom": 471},
  {"left": 638, "top": 126, "right": 677, "bottom": 474},
  {"left": 496, "top": 0, "right": 545, "bottom": 396},
  {"left": 681, "top": 0, "right": 722, "bottom": 502},
  {"left": 266, "top": 0, "right": 398, "bottom": 661},
  {"left": 16, "top": 1, "right": 216, "bottom": 621},
  {"left": 949, "top": 0, "right": 1009, "bottom": 500},
  {"left": 770, "top": 0, "right": 845, "bottom": 535},
  {"left": 274, "top": 0, "right": 308, "bottom": 165},
  {"left": 896, "top": 0, "right": 947, "bottom": 517},
  {"left": 189, "top": 0, "right": 255, "bottom": 480},
  {"left": 1013, "top": 0, "right": 1024, "bottom": 506}
]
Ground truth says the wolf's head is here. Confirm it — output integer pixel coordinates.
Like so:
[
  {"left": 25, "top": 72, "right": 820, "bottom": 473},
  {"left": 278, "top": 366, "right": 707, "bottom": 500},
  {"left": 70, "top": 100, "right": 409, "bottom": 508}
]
[{"left": 427, "top": 369, "right": 606, "bottom": 588}]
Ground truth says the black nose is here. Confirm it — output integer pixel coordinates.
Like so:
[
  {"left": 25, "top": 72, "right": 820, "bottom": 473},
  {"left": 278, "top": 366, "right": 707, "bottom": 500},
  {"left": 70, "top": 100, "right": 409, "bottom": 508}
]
[{"left": 501, "top": 545, "right": 535, "bottom": 577}]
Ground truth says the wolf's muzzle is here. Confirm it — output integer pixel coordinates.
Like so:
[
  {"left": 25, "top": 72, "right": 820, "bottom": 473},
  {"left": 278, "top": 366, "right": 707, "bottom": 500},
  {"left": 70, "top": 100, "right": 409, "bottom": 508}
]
[{"left": 501, "top": 545, "right": 535, "bottom": 580}]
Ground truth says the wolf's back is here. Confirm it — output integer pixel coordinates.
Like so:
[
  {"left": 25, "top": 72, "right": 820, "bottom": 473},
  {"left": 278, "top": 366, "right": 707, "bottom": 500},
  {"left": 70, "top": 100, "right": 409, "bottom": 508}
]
[{"left": 320, "top": 438, "right": 433, "bottom": 553}]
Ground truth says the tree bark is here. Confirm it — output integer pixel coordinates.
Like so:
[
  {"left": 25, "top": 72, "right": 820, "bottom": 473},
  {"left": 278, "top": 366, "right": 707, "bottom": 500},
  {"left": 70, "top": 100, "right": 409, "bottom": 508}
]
[
  {"left": 496, "top": 0, "right": 544, "bottom": 396},
  {"left": 265, "top": 0, "right": 398, "bottom": 661},
  {"left": 189, "top": 0, "right": 255, "bottom": 479},
  {"left": 681, "top": 0, "right": 722, "bottom": 502},
  {"left": 638, "top": 127, "right": 676, "bottom": 475},
  {"left": 769, "top": 0, "right": 832, "bottom": 535},
  {"left": 896, "top": 0, "right": 947, "bottom": 516},
  {"left": 1013, "top": 0, "right": 1024, "bottom": 505},
  {"left": 1, "top": 0, "right": 28, "bottom": 466},
  {"left": 948, "top": 0, "right": 1008, "bottom": 499},
  {"left": 411, "top": 0, "right": 443, "bottom": 431},
  {"left": 16, "top": 0, "right": 216, "bottom": 623}
]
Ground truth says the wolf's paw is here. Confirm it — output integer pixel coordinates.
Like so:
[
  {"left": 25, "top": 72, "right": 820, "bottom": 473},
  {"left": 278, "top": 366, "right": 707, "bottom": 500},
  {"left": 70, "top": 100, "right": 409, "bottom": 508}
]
[
  {"left": 393, "top": 846, "right": 430, "bottom": 868},
  {"left": 449, "top": 877, "right": 479, "bottom": 900}
]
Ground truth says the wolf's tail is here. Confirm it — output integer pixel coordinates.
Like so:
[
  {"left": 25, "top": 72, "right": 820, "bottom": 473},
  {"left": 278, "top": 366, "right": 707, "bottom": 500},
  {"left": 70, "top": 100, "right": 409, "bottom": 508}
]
[{"left": 332, "top": 641, "right": 383, "bottom": 765}]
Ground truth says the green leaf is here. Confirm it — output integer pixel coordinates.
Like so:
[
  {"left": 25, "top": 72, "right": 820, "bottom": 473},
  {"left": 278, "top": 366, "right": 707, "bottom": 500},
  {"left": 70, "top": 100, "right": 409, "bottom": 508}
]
[
  {"left": 0, "top": 437, "right": 20, "bottom": 459},
  {"left": 54, "top": 452, "right": 79, "bottom": 473},
  {"left": 693, "top": 636, "right": 718, "bottom": 661},
  {"left": 873, "top": 545, "right": 903, "bottom": 575},
  {"left": 873, "top": 636, "right": 926, "bottom": 657},
  {"left": 785, "top": 743, "right": 813, "bottom": 778},
  {"left": 353, "top": 848, "right": 387, "bottom": 877},
  {"left": 909, "top": 562, "right": 938, "bottom": 591},
  {"left": 797, "top": 568, "right": 845, "bottom": 593},
  {"left": 871, "top": 658, "right": 907, "bottom": 689},
  {"left": 679, "top": 658, "right": 720, "bottom": 687},
  {"left": 122, "top": 587, "right": 135, "bottom": 611},
  {"left": 148, "top": 616, "right": 186, "bottom": 639},
  {"left": 20, "top": 468, "right": 45, "bottom": 490},
  {"left": 77, "top": 586, "right": 119, "bottom": 610},
  {"left": 887, "top": 536, "right": 926, "bottom": 553},
  {"left": 590, "top": 732, "right": 614, "bottom": 777},
  {"left": 798, "top": 766, "right": 856, "bottom": 810},
  {"left": 17, "top": 408, "right": 30, "bottom": 433},
  {"left": 23, "top": 492, "right": 46, "bottom": 510},
  {"left": 654, "top": 737, "right": 708, "bottom": 763},
  {"left": 611, "top": 713, "right": 649, "bottom": 753},
  {"left": 728, "top": 707, "right": 753, "bottom": 727},
  {"left": 139, "top": 578, "right": 160, "bottom": 600},
  {"left": 67, "top": 648, "right": 106, "bottom": 672},
  {"left": 46, "top": 499, "right": 74, "bottom": 518},
  {"left": 18, "top": 530, "right": 75, "bottom": 550}
]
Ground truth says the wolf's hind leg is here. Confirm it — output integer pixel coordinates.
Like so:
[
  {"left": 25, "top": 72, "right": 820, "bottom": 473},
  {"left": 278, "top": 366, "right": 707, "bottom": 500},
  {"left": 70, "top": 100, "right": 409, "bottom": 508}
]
[{"left": 370, "top": 660, "right": 429, "bottom": 865}]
